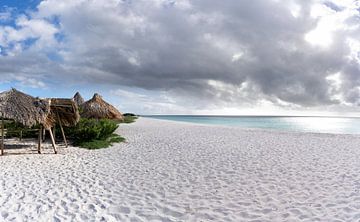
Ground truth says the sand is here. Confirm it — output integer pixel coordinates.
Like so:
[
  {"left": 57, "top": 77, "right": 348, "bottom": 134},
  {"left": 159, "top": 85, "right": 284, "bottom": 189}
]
[{"left": 1, "top": 117, "right": 360, "bottom": 221}]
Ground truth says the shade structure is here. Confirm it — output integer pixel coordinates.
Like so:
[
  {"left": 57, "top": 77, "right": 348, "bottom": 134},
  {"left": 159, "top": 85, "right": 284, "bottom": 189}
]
[
  {"left": 0, "top": 89, "right": 82, "bottom": 155},
  {"left": 80, "top": 93, "right": 124, "bottom": 121},
  {"left": 73, "top": 92, "right": 85, "bottom": 107},
  {"left": 0, "top": 88, "right": 58, "bottom": 155},
  {"left": 0, "top": 88, "right": 49, "bottom": 127},
  {"left": 45, "top": 98, "right": 80, "bottom": 127}
]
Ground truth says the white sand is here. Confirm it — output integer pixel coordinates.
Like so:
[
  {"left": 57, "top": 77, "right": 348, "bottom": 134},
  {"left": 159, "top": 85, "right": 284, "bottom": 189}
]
[{"left": 1, "top": 117, "right": 360, "bottom": 221}]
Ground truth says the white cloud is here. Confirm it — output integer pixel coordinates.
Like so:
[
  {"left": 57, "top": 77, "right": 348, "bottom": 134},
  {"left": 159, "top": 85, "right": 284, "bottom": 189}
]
[
  {"left": 1, "top": 0, "right": 360, "bottom": 115},
  {"left": 305, "top": 1, "right": 359, "bottom": 48}
]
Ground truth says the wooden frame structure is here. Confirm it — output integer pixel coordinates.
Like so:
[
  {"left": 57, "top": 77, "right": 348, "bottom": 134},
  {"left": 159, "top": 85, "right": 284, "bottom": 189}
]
[
  {"left": 0, "top": 98, "right": 79, "bottom": 156},
  {"left": 35, "top": 98, "right": 79, "bottom": 155},
  {"left": 0, "top": 118, "right": 58, "bottom": 155}
]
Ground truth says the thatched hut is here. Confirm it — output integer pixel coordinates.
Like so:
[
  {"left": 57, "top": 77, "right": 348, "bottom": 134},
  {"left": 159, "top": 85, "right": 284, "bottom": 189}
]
[
  {"left": 0, "top": 88, "right": 49, "bottom": 127},
  {"left": 80, "top": 93, "right": 124, "bottom": 121},
  {"left": 73, "top": 92, "right": 85, "bottom": 107},
  {"left": 0, "top": 88, "right": 58, "bottom": 154}
]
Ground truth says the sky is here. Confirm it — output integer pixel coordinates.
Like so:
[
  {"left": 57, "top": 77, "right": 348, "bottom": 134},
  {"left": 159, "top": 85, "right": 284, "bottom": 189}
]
[{"left": 0, "top": 0, "right": 359, "bottom": 116}]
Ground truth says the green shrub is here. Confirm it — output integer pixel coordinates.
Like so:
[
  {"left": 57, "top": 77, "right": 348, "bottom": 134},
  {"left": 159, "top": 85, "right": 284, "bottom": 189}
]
[
  {"left": 108, "top": 134, "right": 125, "bottom": 143},
  {"left": 98, "top": 119, "right": 118, "bottom": 139},
  {"left": 3, "top": 120, "right": 39, "bottom": 138},
  {"left": 64, "top": 118, "right": 123, "bottom": 149},
  {"left": 123, "top": 113, "right": 137, "bottom": 116},
  {"left": 121, "top": 116, "right": 138, "bottom": 124},
  {"left": 78, "top": 140, "right": 111, "bottom": 149},
  {"left": 78, "top": 134, "right": 125, "bottom": 149}
]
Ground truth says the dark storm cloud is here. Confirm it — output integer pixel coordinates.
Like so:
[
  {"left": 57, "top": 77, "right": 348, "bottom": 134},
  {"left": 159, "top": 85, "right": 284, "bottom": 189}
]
[{"left": 1, "top": 0, "right": 360, "bottom": 109}]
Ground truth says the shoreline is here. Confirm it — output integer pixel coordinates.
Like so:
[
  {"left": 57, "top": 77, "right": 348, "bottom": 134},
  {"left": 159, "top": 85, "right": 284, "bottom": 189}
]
[
  {"left": 142, "top": 116, "right": 360, "bottom": 137},
  {"left": 1, "top": 117, "right": 360, "bottom": 221}
]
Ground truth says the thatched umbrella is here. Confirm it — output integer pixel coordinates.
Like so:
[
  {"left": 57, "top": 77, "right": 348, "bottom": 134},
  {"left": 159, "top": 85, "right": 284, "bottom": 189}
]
[
  {"left": 73, "top": 92, "right": 84, "bottom": 107},
  {"left": 0, "top": 88, "right": 48, "bottom": 127},
  {"left": 0, "top": 88, "right": 58, "bottom": 154},
  {"left": 47, "top": 98, "right": 80, "bottom": 127},
  {"left": 43, "top": 98, "right": 80, "bottom": 148},
  {"left": 80, "top": 93, "right": 124, "bottom": 121}
]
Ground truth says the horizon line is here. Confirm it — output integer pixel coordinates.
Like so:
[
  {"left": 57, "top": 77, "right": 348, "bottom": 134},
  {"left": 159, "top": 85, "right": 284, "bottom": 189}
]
[{"left": 141, "top": 114, "right": 360, "bottom": 118}]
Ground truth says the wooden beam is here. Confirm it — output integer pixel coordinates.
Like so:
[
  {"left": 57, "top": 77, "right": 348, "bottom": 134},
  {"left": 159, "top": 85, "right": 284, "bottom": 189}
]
[
  {"left": 38, "top": 126, "right": 42, "bottom": 154},
  {"left": 56, "top": 111, "right": 68, "bottom": 148},
  {"left": 1, "top": 117, "right": 4, "bottom": 156},
  {"left": 48, "top": 128, "right": 57, "bottom": 154}
]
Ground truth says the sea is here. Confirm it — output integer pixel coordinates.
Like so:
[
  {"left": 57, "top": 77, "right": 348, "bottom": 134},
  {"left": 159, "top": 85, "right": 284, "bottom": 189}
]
[{"left": 144, "top": 115, "right": 360, "bottom": 134}]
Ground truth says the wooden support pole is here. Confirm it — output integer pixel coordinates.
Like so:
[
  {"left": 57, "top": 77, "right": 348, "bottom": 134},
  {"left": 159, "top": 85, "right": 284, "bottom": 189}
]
[
  {"left": 1, "top": 117, "right": 4, "bottom": 156},
  {"left": 42, "top": 128, "right": 46, "bottom": 142},
  {"left": 48, "top": 128, "right": 57, "bottom": 154},
  {"left": 38, "top": 126, "right": 42, "bottom": 154},
  {"left": 19, "top": 130, "right": 22, "bottom": 141},
  {"left": 53, "top": 124, "right": 56, "bottom": 140},
  {"left": 56, "top": 112, "right": 68, "bottom": 148}
]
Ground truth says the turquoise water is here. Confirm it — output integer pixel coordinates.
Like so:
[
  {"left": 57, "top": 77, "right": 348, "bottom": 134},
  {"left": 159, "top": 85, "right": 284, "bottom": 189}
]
[{"left": 145, "top": 115, "right": 360, "bottom": 134}]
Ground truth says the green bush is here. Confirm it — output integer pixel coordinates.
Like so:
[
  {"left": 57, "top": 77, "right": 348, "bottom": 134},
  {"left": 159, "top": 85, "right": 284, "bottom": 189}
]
[
  {"left": 77, "top": 140, "right": 111, "bottom": 150},
  {"left": 3, "top": 120, "right": 39, "bottom": 138},
  {"left": 123, "top": 113, "right": 137, "bottom": 116},
  {"left": 121, "top": 116, "right": 138, "bottom": 124},
  {"left": 108, "top": 134, "right": 125, "bottom": 143},
  {"left": 78, "top": 134, "right": 125, "bottom": 149},
  {"left": 64, "top": 118, "right": 123, "bottom": 149},
  {"left": 98, "top": 119, "right": 118, "bottom": 139}
]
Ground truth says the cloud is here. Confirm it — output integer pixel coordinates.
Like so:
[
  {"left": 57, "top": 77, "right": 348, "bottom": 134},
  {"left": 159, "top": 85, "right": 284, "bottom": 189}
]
[{"left": 0, "top": 0, "right": 359, "bottom": 113}]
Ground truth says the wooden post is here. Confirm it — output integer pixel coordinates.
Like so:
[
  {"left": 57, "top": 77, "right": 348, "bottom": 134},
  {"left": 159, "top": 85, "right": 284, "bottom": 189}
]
[
  {"left": 53, "top": 124, "right": 56, "bottom": 140},
  {"left": 56, "top": 111, "right": 68, "bottom": 148},
  {"left": 38, "top": 126, "right": 42, "bottom": 154},
  {"left": 19, "top": 130, "right": 22, "bottom": 141},
  {"left": 1, "top": 117, "right": 4, "bottom": 156},
  {"left": 42, "top": 128, "right": 46, "bottom": 142},
  {"left": 48, "top": 128, "right": 57, "bottom": 154}
]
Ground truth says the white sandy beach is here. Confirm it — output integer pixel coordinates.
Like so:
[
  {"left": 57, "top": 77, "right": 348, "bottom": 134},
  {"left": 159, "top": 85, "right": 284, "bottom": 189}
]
[{"left": 1, "top": 117, "right": 360, "bottom": 221}]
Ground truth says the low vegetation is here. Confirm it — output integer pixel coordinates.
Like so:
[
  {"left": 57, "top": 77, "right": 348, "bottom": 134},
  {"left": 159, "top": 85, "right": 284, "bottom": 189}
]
[
  {"left": 122, "top": 115, "right": 138, "bottom": 124},
  {"left": 76, "top": 134, "right": 125, "bottom": 149},
  {"left": 3, "top": 120, "right": 38, "bottom": 138},
  {"left": 64, "top": 118, "right": 125, "bottom": 149},
  {"left": 4, "top": 114, "right": 138, "bottom": 150}
]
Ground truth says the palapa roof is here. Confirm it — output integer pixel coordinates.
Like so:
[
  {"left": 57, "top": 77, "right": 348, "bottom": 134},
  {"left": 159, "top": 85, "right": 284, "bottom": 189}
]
[
  {"left": 0, "top": 88, "right": 49, "bottom": 127},
  {"left": 73, "top": 92, "right": 85, "bottom": 107},
  {"left": 44, "top": 98, "right": 80, "bottom": 127},
  {"left": 80, "top": 93, "right": 124, "bottom": 120}
]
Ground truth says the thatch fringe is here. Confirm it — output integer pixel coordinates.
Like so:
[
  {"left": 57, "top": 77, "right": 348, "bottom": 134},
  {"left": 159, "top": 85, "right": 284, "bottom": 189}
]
[{"left": 80, "top": 93, "right": 124, "bottom": 120}]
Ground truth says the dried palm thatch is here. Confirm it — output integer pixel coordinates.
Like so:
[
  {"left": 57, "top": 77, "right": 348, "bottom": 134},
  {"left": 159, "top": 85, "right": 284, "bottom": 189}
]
[
  {"left": 44, "top": 98, "right": 80, "bottom": 127},
  {"left": 73, "top": 92, "right": 85, "bottom": 107},
  {"left": 0, "top": 88, "right": 49, "bottom": 127},
  {"left": 80, "top": 93, "right": 124, "bottom": 120}
]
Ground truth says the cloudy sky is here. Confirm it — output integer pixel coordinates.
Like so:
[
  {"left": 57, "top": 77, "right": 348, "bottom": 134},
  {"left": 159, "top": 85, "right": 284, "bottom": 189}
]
[{"left": 0, "top": 0, "right": 359, "bottom": 115}]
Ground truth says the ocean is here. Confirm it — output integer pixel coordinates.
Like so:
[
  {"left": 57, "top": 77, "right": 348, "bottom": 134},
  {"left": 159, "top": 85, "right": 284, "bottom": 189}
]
[{"left": 145, "top": 115, "right": 360, "bottom": 134}]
